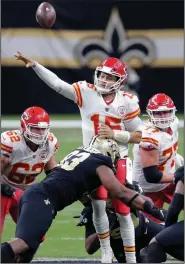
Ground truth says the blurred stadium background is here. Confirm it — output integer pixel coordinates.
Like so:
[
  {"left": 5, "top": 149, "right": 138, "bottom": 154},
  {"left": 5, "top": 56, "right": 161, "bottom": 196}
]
[{"left": 1, "top": 0, "right": 184, "bottom": 262}]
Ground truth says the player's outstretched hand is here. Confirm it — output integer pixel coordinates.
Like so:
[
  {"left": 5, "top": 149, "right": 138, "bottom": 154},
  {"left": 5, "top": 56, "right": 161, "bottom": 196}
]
[{"left": 14, "top": 51, "right": 35, "bottom": 68}]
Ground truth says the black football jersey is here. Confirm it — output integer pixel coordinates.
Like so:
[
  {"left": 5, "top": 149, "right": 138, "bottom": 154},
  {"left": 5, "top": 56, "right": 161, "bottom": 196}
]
[{"left": 40, "top": 146, "right": 113, "bottom": 211}]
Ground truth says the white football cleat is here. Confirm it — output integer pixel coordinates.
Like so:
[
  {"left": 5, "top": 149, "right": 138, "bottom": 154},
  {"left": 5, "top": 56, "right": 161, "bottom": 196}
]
[{"left": 101, "top": 249, "right": 113, "bottom": 263}]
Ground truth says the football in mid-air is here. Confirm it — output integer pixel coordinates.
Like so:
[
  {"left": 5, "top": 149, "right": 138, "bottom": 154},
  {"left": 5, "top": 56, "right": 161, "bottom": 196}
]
[{"left": 36, "top": 2, "right": 56, "bottom": 28}]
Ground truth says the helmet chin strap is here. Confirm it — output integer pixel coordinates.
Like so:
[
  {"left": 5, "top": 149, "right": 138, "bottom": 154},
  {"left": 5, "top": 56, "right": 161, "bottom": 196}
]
[{"left": 96, "top": 85, "right": 120, "bottom": 95}]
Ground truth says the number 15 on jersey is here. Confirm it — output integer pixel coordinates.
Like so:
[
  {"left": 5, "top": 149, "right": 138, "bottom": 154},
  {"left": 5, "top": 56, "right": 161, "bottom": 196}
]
[{"left": 91, "top": 114, "right": 122, "bottom": 135}]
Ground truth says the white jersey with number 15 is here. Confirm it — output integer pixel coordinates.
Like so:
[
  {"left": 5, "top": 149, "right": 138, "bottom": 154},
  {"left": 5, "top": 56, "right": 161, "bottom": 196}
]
[{"left": 73, "top": 81, "right": 141, "bottom": 157}]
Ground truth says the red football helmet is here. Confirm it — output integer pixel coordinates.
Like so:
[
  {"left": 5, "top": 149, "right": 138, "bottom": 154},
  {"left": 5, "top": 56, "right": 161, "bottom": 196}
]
[
  {"left": 21, "top": 106, "right": 50, "bottom": 145},
  {"left": 94, "top": 57, "right": 127, "bottom": 94},
  {"left": 146, "top": 93, "right": 176, "bottom": 128}
]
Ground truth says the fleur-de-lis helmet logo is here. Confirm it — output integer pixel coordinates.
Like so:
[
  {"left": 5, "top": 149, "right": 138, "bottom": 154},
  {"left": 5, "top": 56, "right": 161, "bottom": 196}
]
[{"left": 75, "top": 8, "right": 156, "bottom": 68}]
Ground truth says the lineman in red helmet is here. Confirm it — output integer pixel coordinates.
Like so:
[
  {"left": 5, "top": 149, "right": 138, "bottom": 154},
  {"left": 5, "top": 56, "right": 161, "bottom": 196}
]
[
  {"left": 132, "top": 93, "right": 184, "bottom": 222},
  {"left": 15, "top": 52, "right": 143, "bottom": 263},
  {"left": 1, "top": 106, "right": 59, "bottom": 236}
]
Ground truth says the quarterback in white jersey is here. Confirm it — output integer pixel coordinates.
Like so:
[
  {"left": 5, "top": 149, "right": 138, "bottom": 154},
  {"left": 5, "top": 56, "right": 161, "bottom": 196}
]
[
  {"left": 15, "top": 53, "right": 143, "bottom": 263},
  {"left": 73, "top": 80, "right": 141, "bottom": 156},
  {"left": 1, "top": 106, "right": 58, "bottom": 235},
  {"left": 133, "top": 93, "right": 183, "bottom": 211}
]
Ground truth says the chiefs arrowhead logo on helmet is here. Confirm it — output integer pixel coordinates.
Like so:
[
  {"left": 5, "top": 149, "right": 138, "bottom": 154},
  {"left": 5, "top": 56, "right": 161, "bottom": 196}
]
[{"left": 21, "top": 112, "right": 30, "bottom": 121}]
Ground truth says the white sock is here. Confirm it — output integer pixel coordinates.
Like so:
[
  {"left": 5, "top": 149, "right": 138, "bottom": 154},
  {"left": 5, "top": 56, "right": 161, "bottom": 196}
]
[
  {"left": 117, "top": 213, "right": 136, "bottom": 263},
  {"left": 92, "top": 199, "right": 111, "bottom": 252}
]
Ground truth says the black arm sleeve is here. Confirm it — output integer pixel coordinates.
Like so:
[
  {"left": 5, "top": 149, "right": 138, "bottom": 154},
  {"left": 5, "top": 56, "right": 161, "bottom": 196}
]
[
  {"left": 143, "top": 165, "right": 163, "bottom": 183},
  {"left": 165, "top": 193, "right": 184, "bottom": 227}
]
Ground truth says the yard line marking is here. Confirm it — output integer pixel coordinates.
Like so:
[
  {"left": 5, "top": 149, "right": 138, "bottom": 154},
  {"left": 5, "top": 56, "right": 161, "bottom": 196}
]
[
  {"left": 1, "top": 120, "right": 82, "bottom": 128},
  {"left": 33, "top": 258, "right": 103, "bottom": 262},
  {"left": 41, "top": 237, "right": 85, "bottom": 240},
  {"left": 2, "top": 119, "right": 184, "bottom": 128},
  {"left": 54, "top": 220, "right": 76, "bottom": 224},
  {"left": 2, "top": 236, "right": 85, "bottom": 241}
]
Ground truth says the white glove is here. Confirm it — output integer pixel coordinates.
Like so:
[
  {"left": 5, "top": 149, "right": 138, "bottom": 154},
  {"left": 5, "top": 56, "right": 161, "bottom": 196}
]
[{"left": 175, "top": 153, "right": 184, "bottom": 167}]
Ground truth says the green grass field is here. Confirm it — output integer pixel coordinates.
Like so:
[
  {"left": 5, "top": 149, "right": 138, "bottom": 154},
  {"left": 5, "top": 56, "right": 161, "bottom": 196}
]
[{"left": 1, "top": 114, "right": 184, "bottom": 259}]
